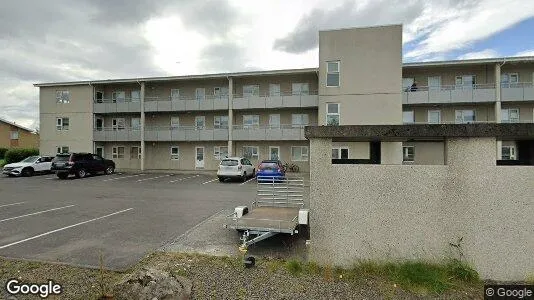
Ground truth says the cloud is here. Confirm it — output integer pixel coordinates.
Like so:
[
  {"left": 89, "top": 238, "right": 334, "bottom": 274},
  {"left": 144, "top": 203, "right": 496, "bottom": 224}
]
[
  {"left": 457, "top": 49, "right": 499, "bottom": 60},
  {"left": 514, "top": 50, "right": 534, "bottom": 57}
]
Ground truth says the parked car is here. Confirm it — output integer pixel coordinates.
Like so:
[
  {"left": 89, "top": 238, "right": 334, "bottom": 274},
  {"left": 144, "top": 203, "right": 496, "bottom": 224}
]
[
  {"left": 51, "top": 153, "right": 115, "bottom": 179},
  {"left": 217, "top": 157, "right": 255, "bottom": 182},
  {"left": 2, "top": 156, "right": 54, "bottom": 177},
  {"left": 256, "top": 160, "right": 286, "bottom": 182}
]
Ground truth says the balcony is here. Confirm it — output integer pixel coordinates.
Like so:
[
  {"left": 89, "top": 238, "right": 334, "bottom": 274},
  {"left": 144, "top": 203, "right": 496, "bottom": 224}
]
[
  {"left": 144, "top": 126, "right": 229, "bottom": 142},
  {"left": 232, "top": 91, "right": 319, "bottom": 110},
  {"left": 501, "top": 83, "right": 534, "bottom": 102},
  {"left": 93, "top": 128, "right": 141, "bottom": 141},
  {"left": 93, "top": 99, "right": 141, "bottom": 113},
  {"left": 403, "top": 84, "right": 496, "bottom": 105},
  {"left": 144, "top": 95, "right": 229, "bottom": 112},
  {"left": 232, "top": 124, "right": 311, "bottom": 141}
]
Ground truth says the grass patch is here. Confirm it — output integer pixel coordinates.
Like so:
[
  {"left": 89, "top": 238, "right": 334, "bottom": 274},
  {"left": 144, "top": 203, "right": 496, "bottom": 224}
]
[
  {"left": 285, "top": 259, "right": 304, "bottom": 276},
  {"left": 0, "top": 159, "right": 5, "bottom": 167}
]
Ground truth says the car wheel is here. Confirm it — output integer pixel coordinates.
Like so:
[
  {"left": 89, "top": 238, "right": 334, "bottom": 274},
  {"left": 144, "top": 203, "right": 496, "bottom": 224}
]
[
  {"left": 75, "top": 168, "right": 86, "bottom": 178},
  {"left": 105, "top": 166, "right": 114, "bottom": 175},
  {"left": 241, "top": 172, "right": 247, "bottom": 182},
  {"left": 22, "top": 167, "right": 34, "bottom": 177},
  {"left": 218, "top": 177, "right": 225, "bottom": 182},
  {"left": 57, "top": 173, "right": 68, "bottom": 179}
]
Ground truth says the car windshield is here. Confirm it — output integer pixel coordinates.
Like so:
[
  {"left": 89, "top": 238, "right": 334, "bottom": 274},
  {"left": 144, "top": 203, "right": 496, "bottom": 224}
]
[
  {"left": 260, "top": 162, "right": 278, "bottom": 169},
  {"left": 220, "top": 159, "right": 238, "bottom": 166},
  {"left": 20, "top": 156, "right": 39, "bottom": 163}
]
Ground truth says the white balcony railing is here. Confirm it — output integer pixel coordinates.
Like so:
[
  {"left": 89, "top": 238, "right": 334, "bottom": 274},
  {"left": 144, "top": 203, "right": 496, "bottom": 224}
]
[
  {"left": 93, "top": 98, "right": 141, "bottom": 113},
  {"left": 232, "top": 124, "right": 313, "bottom": 141},
  {"left": 93, "top": 127, "right": 141, "bottom": 141},
  {"left": 144, "top": 126, "right": 229, "bottom": 141},
  {"left": 144, "top": 95, "right": 229, "bottom": 112},
  {"left": 500, "top": 82, "right": 534, "bottom": 102},
  {"left": 232, "top": 91, "right": 319, "bottom": 109}
]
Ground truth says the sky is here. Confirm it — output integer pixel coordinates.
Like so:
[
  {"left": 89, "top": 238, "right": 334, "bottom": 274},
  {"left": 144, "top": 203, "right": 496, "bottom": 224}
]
[{"left": 1, "top": 0, "right": 534, "bottom": 129}]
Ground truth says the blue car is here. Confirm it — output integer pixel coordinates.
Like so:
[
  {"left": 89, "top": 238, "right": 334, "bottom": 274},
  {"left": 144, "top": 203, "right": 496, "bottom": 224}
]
[{"left": 256, "top": 160, "right": 286, "bottom": 182}]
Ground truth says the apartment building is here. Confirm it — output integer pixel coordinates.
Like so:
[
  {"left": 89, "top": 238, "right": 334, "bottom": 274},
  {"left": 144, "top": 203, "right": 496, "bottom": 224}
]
[
  {"left": 35, "top": 25, "right": 534, "bottom": 171},
  {"left": 0, "top": 117, "right": 39, "bottom": 149}
]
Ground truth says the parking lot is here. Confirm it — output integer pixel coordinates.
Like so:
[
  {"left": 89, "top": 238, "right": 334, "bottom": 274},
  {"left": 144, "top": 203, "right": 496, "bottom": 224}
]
[{"left": 0, "top": 171, "right": 309, "bottom": 270}]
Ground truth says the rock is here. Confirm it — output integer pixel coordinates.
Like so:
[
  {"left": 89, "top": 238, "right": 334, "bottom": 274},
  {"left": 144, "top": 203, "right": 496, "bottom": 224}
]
[{"left": 112, "top": 268, "right": 192, "bottom": 300}]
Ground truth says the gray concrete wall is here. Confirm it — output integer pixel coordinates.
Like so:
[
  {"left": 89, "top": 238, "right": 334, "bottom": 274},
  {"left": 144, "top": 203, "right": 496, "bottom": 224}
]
[{"left": 309, "top": 137, "right": 534, "bottom": 281}]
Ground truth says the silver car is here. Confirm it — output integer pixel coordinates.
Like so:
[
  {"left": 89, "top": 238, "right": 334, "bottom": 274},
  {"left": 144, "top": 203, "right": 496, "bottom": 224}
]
[{"left": 217, "top": 157, "right": 255, "bottom": 182}]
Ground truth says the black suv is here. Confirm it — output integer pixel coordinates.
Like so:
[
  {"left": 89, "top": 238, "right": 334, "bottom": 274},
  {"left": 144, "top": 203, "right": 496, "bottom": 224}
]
[{"left": 51, "top": 153, "right": 115, "bottom": 179}]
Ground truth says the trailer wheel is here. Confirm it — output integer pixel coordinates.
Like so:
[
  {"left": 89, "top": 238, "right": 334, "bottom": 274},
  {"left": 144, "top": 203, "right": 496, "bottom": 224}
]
[{"left": 244, "top": 255, "right": 255, "bottom": 268}]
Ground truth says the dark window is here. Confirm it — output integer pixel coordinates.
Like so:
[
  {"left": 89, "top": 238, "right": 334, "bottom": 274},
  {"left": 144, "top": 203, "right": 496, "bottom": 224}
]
[{"left": 221, "top": 159, "right": 238, "bottom": 166}]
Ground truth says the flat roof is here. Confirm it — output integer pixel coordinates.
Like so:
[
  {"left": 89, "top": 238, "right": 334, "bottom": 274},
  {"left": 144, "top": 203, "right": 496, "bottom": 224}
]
[{"left": 34, "top": 56, "right": 534, "bottom": 87}]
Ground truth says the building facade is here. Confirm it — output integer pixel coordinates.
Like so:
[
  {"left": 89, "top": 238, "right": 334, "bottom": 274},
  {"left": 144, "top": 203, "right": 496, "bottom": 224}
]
[
  {"left": 0, "top": 117, "right": 39, "bottom": 149},
  {"left": 36, "top": 25, "right": 534, "bottom": 171}
]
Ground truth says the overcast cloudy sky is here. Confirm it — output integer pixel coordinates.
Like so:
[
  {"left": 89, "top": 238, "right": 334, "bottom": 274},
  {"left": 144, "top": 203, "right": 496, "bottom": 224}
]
[{"left": 1, "top": 0, "right": 534, "bottom": 129}]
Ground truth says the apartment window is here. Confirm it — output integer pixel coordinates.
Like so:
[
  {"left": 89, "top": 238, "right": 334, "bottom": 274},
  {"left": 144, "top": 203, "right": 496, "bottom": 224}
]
[
  {"left": 243, "top": 146, "right": 259, "bottom": 159},
  {"left": 292, "top": 83, "right": 309, "bottom": 95},
  {"left": 501, "top": 146, "right": 516, "bottom": 160},
  {"left": 402, "top": 78, "right": 415, "bottom": 91},
  {"left": 214, "top": 116, "right": 229, "bottom": 129},
  {"left": 269, "top": 84, "right": 281, "bottom": 96},
  {"left": 130, "top": 146, "right": 141, "bottom": 159},
  {"left": 56, "top": 91, "right": 70, "bottom": 103},
  {"left": 455, "top": 110, "right": 476, "bottom": 124},
  {"left": 269, "top": 114, "right": 280, "bottom": 129},
  {"left": 501, "top": 108, "right": 520, "bottom": 123},
  {"left": 243, "top": 85, "right": 260, "bottom": 97},
  {"left": 243, "top": 115, "right": 260, "bottom": 129},
  {"left": 326, "top": 61, "right": 340, "bottom": 87},
  {"left": 214, "top": 87, "right": 229, "bottom": 98},
  {"left": 112, "top": 146, "right": 125, "bottom": 159},
  {"left": 332, "top": 147, "right": 349, "bottom": 159},
  {"left": 403, "top": 146, "right": 415, "bottom": 162},
  {"left": 95, "top": 91, "right": 104, "bottom": 103},
  {"left": 171, "top": 89, "right": 180, "bottom": 101},
  {"left": 10, "top": 131, "right": 19, "bottom": 140},
  {"left": 131, "top": 90, "right": 140, "bottom": 102},
  {"left": 291, "top": 146, "right": 308, "bottom": 161},
  {"left": 501, "top": 73, "right": 519, "bottom": 88},
  {"left": 170, "top": 146, "right": 180, "bottom": 160},
  {"left": 428, "top": 110, "right": 441, "bottom": 124},
  {"left": 455, "top": 75, "right": 476, "bottom": 89},
  {"left": 170, "top": 116, "right": 180, "bottom": 129},
  {"left": 326, "top": 103, "right": 340, "bottom": 126},
  {"left": 131, "top": 117, "right": 141, "bottom": 130},
  {"left": 214, "top": 146, "right": 228, "bottom": 160},
  {"left": 403, "top": 111, "right": 415, "bottom": 124},
  {"left": 112, "top": 91, "right": 126, "bottom": 103},
  {"left": 112, "top": 118, "right": 126, "bottom": 130},
  {"left": 195, "top": 116, "right": 205, "bottom": 129},
  {"left": 428, "top": 76, "right": 442, "bottom": 91},
  {"left": 195, "top": 88, "right": 205, "bottom": 101},
  {"left": 56, "top": 117, "right": 70, "bottom": 130},
  {"left": 56, "top": 146, "right": 69, "bottom": 154},
  {"left": 292, "top": 114, "right": 309, "bottom": 128}
]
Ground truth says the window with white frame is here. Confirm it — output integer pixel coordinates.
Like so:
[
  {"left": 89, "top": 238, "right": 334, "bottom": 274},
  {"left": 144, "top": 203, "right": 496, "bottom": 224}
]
[
  {"left": 428, "top": 110, "right": 441, "bottom": 124},
  {"left": 292, "top": 114, "right": 309, "bottom": 128},
  {"left": 112, "top": 146, "right": 125, "bottom": 159},
  {"left": 130, "top": 146, "right": 141, "bottom": 159},
  {"left": 214, "top": 116, "right": 229, "bottom": 129},
  {"left": 501, "top": 146, "right": 516, "bottom": 160},
  {"left": 326, "top": 61, "right": 340, "bottom": 87},
  {"left": 403, "top": 146, "right": 415, "bottom": 162},
  {"left": 501, "top": 73, "right": 519, "bottom": 87},
  {"left": 170, "top": 146, "right": 180, "bottom": 160},
  {"left": 112, "top": 91, "right": 126, "bottom": 103},
  {"left": 326, "top": 103, "right": 340, "bottom": 126},
  {"left": 269, "top": 114, "right": 280, "bottom": 128},
  {"left": 243, "top": 115, "right": 260, "bottom": 128},
  {"left": 455, "top": 110, "right": 476, "bottom": 124},
  {"left": 269, "top": 84, "right": 280, "bottom": 96},
  {"left": 455, "top": 75, "right": 476, "bottom": 89},
  {"left": 170, "top": 89, "right": 180, "bottom": 100},
  {"left": 112, "top": 118, "right": 126, "bottom": 130},
  {"left": 131, "top": 117, "right": 141, "bottom": 130},
  {"left": 10, "top": 131, "right": 19, "bottom": 140},
  {"left": 403, "top": 111, "right": 415, "bottom": 124},
  {"left": 56, "top": 146, "right": 69, "bottom": 154},
  {"left": 292, "top": 83, "right": 309, "bottom": 95},
  {"left": 214, "top": 87, "right": 229, "bottom": 98},
  {"left": 243, "top": 146, "right": 259, "bottom": 159},
  {"left": 56, "top": 117, "right": 70, "bottom": 130},
  {"left": 243, "top": 85, "right": 260, "bottom": 97},
  {"left": 332, "top": 147, "right": 349, "bottom": 159},
  {"left": 291, "top": 146, "right": 308, "bottom": 161},
  {"left": 56, "top": 91, "right": 70, "bottom": 103},
  {"left": 195, "top": 88, "right": 205, "bottom": 101},
  {"left": 131, "top": 90, "right": 140, "bottom": 102},
  {"left": 170, "top": 116, "right": 180, "bottom": 129},
  {"left": 427, "top": 76, "right": 442, "bottom": 91},
  {"left": 501, "top": 108, "right": 519, "bottom": 123},
  {"left": 195, "top": 116, "right": 205, "bottom": 129},
  {"left": 214, "top": 146, "right": 228, "bottom": 160}
]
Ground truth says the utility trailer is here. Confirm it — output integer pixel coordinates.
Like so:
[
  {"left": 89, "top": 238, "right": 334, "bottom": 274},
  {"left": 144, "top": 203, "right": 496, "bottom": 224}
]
[{"left": 224, "top": 176, "right": 309, "bottom": 254}]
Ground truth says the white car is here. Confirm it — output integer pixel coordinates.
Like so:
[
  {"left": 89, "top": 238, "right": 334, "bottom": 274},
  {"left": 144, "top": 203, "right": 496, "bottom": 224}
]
[
  {"left": 2, "top": 156, "right": 54, "bottom": 177},
  {"left": 217, "top": 157, "right": 256, "bottom": 182}
]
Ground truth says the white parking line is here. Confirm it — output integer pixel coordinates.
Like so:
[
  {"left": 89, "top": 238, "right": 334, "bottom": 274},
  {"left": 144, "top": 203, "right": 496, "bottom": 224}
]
[
  {"left": 241, "top": 177, "right": 256, "bottom": 185},
  {"left": 0, "top": 208, "right": 134, "bottom": 250},
  {"left": 202, "top": 178, "right": 218, "bottom": 184},
  {"left": 0, "top": 205, "right": 75, "bottom": 223},
  {"left": 169, "top": 174, "right": 200, "bottom": 183},
  {"left": 103, "top": 173, "right": 145, "bottom": 182},
  {"left": 0, "top": 202, "right": 25, "bottom": 208},
  {"left": 137, "top": 174, "right": 174, "bottom": 182}
]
